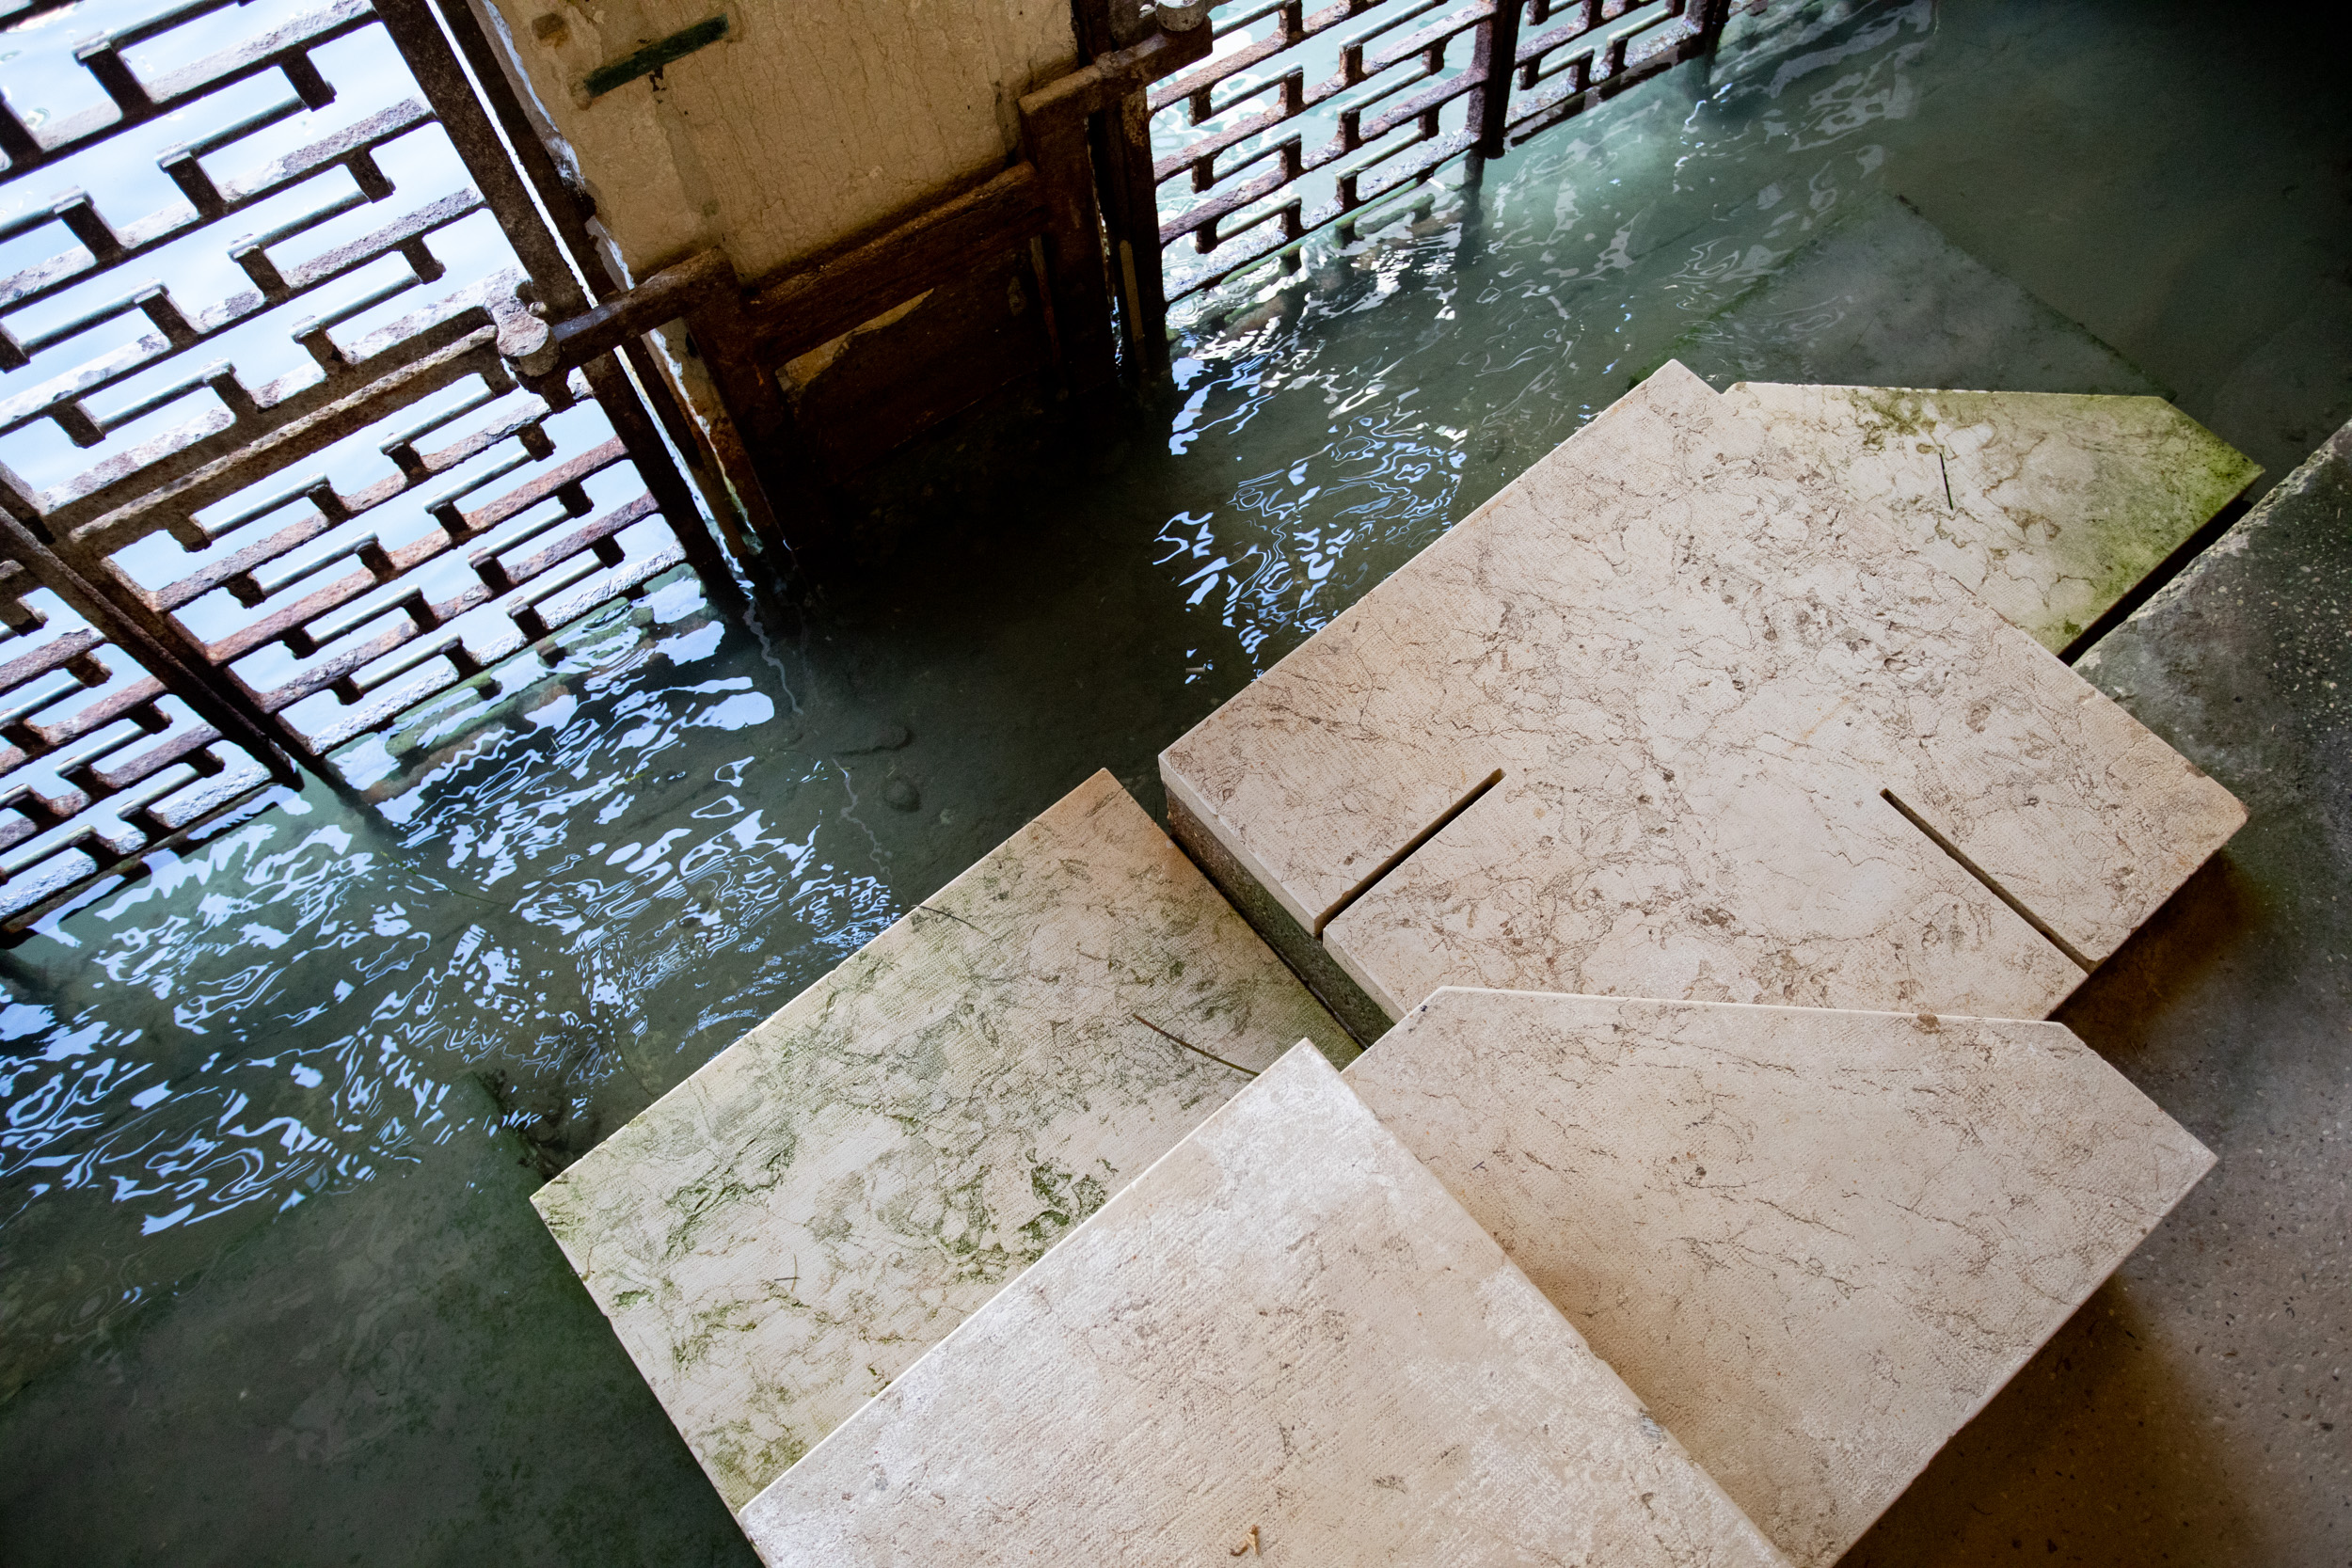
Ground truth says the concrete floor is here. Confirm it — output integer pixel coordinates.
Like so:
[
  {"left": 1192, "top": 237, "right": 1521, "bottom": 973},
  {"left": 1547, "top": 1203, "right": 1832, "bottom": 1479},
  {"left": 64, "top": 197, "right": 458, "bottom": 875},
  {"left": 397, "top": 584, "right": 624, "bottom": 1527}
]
[{"left": 1845, "top": 421, "right": 2352, "bottom": 1564}]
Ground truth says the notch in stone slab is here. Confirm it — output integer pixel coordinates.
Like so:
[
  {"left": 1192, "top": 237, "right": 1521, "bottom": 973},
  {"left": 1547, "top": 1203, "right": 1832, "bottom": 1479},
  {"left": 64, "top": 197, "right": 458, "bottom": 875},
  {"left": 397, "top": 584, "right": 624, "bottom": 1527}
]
[
  {"left": 1881, "top": 786, "right": 2092, "bottom": 972},
  {"left": 1313, "top": 767, "right": 1502, "bottom": 937},
  {"left": 580, "top": 15, "right": 728, "bottom": 101}
]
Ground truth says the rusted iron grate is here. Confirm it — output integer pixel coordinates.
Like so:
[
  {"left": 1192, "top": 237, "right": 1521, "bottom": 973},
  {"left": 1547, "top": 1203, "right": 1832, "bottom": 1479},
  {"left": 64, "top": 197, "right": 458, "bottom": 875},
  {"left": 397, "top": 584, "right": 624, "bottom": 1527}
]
[
  {"left": 1150, "top": 0, "right": 1727, "bottom": 302},
  {"left": 0, "top": 515, "right": 289, "bottom": 926},
  {"left": 0, "top": 0, "right": 733, "bottom": 926}
]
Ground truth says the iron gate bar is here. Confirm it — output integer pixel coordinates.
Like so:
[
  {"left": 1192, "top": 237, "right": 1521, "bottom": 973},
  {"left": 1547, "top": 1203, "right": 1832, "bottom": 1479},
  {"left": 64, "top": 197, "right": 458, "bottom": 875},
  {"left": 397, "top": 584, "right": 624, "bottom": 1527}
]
[
  {"left": 0, "top": 185, "right": 489, "bottom": 456},
  {"left": 1149, "top": 0, "right": 1727, "bottom": 303},
  {"left": 429, "top": 0, "right": 770, "bottom": 586},
  {"left": 0, "top": 509, "right": 295, "bottom": 784},
  {"left": 0, "top": 0, "right": 759, "bottom": 924},
  {"left": 513, "top": 167, "right": 1054, "bottom": 379},
  {"left": 1470, "top": 0, "right": 1523, "bottom": 153},
  {"left": 1073, "top": 0, "right": 1176, "bottom": 376},
  {"left": 0, "top": 504, "right": 296, "bottom": 932},
  {"left": 370, "top": 0, "right": 741, "bottom": 606},
  {"left": 1503, "top": 0, "right": 1719, "bottom": 146},
  {"left": 0, "top": 0, "right": 378, "bottom": 182},
  {"left": 515, "top": 251, "right": 946, "bottom": 576},
  {"left": 1152, "top": 0, "right": 1501, "bottom": 294},
  {"left": 1018, "top": 20, "right": 1213, "bottom": 398},
  {"left": 0, "top": 95, "right": 435, "bottom": 324},
  {"left": 0, "top": 0, "right": 88, "bottom": 32},
  {"left": 503, "top": 247, "right": 810, "bottom": 566},
  {"left": 67, "top": 309, "right": 517, "bottom": 553}
]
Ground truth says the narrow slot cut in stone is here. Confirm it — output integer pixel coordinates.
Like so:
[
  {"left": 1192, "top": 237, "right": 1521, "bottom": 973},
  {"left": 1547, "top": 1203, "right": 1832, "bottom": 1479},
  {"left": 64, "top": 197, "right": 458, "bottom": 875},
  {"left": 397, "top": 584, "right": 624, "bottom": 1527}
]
[
  {"left": 1344, "top": 988, "right": 2216, "bottom": 1566},
  {"left": 1162, "top": 362, "right": 2244, "bottom": 1034},
  {"left": 532, "top": 770, "right": 1351, "bottom": 1510},
  {"left": 1880, "top": 785, "right": 2092, "bottom": 970},
  {"left": 1316, "top": 764, "right": 1502, "bottom": 934},
  {"left": 742, "top": 1042, "right": 1792, "bottom": 1568}
]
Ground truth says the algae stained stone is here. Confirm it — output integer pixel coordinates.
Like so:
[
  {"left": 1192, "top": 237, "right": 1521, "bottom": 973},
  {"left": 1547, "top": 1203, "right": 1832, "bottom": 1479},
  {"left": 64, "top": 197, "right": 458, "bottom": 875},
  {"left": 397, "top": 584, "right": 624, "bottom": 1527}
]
[
  {"left": 1344, "top": 988, "right": 2216, "bottom": 1567},
  {"left": 1725, "top": 382, "right": 2259, "bottom": 657},
  {"left": 1160, "top": 362, "right": 2245, "bottom": 1034},
  {"left": 741, "top": 1043, "right": 1791, "bottom": 1568},
  {"left": 531, "top": 770, "right": 1350, "bottom": 1510}
]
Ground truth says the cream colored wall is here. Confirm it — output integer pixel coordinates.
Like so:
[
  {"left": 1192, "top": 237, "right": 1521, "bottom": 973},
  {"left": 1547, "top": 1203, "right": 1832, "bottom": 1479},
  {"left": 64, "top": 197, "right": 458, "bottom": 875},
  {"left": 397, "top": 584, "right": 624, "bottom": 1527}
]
[{"left": 476, "top": 0, "right": 1078, "bottom": 286}]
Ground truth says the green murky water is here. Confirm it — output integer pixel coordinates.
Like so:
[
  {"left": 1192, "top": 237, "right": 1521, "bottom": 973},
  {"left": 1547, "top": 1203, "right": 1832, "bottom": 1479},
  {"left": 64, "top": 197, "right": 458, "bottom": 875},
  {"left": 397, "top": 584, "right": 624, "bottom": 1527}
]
[{"left": 2, "top": 1, "right": 2347, "bottom": 1560}]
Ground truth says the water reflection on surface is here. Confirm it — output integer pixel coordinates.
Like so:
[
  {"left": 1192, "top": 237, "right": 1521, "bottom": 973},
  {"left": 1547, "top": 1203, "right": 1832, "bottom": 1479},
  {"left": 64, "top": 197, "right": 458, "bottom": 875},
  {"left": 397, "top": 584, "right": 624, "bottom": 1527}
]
[
  {"left": 1142, "top": 2, "right": 1951, "bottom": 666},
  {"left": 0, "top": 573, "right": 914, "bottom": 1384},
  {"left": 5, "top": 0, "right": 2348, "bottom": 1559}
]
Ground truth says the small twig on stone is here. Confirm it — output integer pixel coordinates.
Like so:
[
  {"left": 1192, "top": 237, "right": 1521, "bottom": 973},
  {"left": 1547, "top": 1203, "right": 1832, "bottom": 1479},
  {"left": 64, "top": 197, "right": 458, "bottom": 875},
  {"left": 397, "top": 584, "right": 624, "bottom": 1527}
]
[
  {"left": 1132, "top": 1013, "right": 1258, "bottom": 1078},
  {"left": 912, "top": 903, "right": 987, "bottom": 935}
]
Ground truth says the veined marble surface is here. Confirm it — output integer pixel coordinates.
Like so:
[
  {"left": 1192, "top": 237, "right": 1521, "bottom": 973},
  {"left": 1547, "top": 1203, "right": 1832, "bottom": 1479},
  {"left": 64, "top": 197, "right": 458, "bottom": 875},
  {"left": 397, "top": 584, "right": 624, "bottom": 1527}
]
[
  {"left": 1161, "top": 363, "right": 2244, "bottom": 1025},
  {"left": 531, "top": 771, "right": 1350, "bottom": 1509},
  {"left": 741, "top": 1042, "right": 1790, "bottom": 1568},
  {"left": 1345, "top": 989, "right": 2216, "bottom": 1567},
  {"left": 1726, "top": 383, "right": 2258, "bottom": 656}
]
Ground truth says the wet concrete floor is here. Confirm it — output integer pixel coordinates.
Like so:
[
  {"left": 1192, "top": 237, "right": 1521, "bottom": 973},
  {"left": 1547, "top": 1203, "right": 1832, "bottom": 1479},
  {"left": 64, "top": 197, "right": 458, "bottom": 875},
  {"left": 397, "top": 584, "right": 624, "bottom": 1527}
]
[{"left": 1856, "top": 419, "right": 2352, "bottom": 1565}]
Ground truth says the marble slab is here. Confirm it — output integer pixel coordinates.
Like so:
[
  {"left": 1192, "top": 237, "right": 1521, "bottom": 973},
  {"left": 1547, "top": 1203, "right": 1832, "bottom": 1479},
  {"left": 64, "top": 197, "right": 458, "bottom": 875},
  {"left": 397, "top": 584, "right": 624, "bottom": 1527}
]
[
  {"left": 1161, "top": 362, "right": 2245, "bottom": 1032},
  {"left": 740, "top": 1041, "right": 1792, "bottom": 1568},
  {"left": 1344, "top": 988, "right": 2217, "bottom": 1566},
  {"left": 1726, "top": 383, "right": 2259, "bottom": 656},
  {"left": 531, "top": 769, "right": 1351, "bottom": 1510}
]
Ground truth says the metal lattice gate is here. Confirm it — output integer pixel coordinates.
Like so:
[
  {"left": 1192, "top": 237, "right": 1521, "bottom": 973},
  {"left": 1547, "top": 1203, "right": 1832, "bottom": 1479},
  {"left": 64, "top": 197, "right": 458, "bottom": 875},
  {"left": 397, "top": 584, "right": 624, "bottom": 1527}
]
[
  {"left": 0, "top": 0, "right": 739, "bottom": 929},
  {"left": 0, "top": 0, "right": 1741, "bottom": 928},
  {"left": 1110, "top": 0, "right": 1733, "bottom": 313}
]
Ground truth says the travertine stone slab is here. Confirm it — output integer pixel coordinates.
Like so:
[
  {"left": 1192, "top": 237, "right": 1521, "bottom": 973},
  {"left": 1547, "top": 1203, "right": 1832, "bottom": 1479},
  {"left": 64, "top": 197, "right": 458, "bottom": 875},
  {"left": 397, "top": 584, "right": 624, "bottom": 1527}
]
[
  {"left": 532, "top": 770, "right": 1350, "bottom": 1509},
  {"left": 1345, "top": 988, "right": 2216, "bottom": 1567},
  {"left": 1726, "top": 383, "right": 2259, "bottom": 656},
  {"left": 741, "top": 1042, "right": 1791, "bottom": 1568},
  {"left": 1162, "top": 362, "right": 2244, "bottom": 1028}
]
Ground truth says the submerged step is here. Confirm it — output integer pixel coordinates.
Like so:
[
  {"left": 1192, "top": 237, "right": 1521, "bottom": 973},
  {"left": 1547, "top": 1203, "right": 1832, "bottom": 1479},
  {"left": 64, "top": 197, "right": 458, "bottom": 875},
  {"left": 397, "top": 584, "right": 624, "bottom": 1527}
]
[
  {"left": 741, "top": 1041, "right": 1791, "bottom": 1567},
  {"left": 1727, "top": 383, "right": 2259, "bottom": 657},
  {"left": 531, "top": 769, "right": 1350, "bottom": 1510},
  {"left": 1161, "top": 361, "right": 2245, "bottom": 1037},
  {"left": 1662, "top": 189, "right": 2164, "bottom": 400},
  {"left": 1344, "top": 988, "right": 2216, "bottom": 1566}
]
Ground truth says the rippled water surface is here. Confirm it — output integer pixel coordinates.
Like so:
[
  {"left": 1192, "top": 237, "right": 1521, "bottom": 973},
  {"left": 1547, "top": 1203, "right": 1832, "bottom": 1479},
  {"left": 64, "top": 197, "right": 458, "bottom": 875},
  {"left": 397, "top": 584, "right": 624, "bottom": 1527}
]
[{"left": 4, "top": 0, "right": 2348, "bottom": 1560}]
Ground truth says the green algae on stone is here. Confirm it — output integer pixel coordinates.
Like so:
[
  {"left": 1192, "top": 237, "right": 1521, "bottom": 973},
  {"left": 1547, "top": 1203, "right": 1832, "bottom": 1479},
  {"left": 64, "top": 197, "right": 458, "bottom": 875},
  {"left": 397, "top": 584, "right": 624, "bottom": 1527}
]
[
  {"left": 1727, "top": 383, "right": 2260, "bottom": 656},
  {"left": 532, "top": 769, "right": 1350, "bottom": 1511}
]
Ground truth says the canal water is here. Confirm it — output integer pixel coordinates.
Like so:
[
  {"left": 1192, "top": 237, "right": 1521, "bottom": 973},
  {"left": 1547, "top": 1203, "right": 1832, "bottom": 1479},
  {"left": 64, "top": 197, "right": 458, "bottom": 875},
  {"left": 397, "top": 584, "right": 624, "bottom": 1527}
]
[{"left": 2, "top": 1, "right": 2347, "bottom": 1560}]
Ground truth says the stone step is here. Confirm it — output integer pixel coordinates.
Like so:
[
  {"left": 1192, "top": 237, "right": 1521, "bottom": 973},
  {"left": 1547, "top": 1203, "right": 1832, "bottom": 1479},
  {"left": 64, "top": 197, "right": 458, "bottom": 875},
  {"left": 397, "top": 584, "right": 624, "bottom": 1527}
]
[
  {"left": 1727, "top": 383, "right": 2258, "bottom": 658},
  {"left": 739, "top": 1040, "right": 1792, "bottom": 1567},
  {"left": 1161, "top": 361, "right": 2245, "bottom": 1037},
  {"left": 1660, "top": 189, "right": 2165, "bottom": 401},
  {"left": 1344, "top": 988, "right": 2215, "bottom": 1567},
  {"left": 533, "top": 360, "right": 2242, "bottom": 1551},
  {"left": 531, "top": 769, "right": 1351, "bottom": 1511}
]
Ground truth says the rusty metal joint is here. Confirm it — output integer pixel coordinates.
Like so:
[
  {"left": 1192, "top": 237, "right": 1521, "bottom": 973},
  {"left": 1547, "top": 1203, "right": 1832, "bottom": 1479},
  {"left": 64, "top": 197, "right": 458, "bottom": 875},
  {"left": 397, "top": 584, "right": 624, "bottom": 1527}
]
[
  {"left": 1020, "top": 16, "right": 1216, "bottom": 127},
  {"left": 501, "top": 249, "right": 739, "bottom": 387}
]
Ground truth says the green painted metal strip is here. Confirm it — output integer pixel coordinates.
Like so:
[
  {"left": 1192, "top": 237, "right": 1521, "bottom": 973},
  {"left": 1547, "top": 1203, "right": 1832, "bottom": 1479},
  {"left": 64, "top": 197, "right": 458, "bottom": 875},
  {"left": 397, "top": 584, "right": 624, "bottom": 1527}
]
[{"left": 582, "top": 14, "right": 728, "bottom": 100}]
